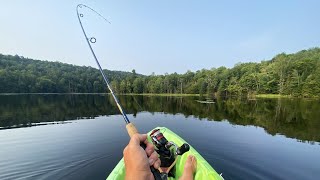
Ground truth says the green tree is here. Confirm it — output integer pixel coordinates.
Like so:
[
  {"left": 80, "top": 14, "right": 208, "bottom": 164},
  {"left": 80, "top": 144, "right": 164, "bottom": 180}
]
[{"left": 133, "top": 77, "right": 144, "bottom": 93}]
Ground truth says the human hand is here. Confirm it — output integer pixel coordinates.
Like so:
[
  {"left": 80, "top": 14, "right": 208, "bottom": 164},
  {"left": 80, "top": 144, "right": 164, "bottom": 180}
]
[{"left": 123, "top": 133, "right": 161, "bottom": 180}]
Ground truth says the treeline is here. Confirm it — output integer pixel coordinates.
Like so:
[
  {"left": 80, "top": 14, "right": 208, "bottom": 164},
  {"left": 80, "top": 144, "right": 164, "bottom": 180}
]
[
  {"left": 0, "top": 54, "right": 139, "bottom": 93},
  {"left": 113, "top": 48, "right": 320, "bottom": 97},
  {"left": 1, "top": 47, "right": 320, "bottom": 97}
]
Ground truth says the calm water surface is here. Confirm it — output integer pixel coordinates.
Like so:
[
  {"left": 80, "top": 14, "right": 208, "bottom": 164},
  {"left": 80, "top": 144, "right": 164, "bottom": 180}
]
[{"left": 0, "top": 94, "right": 319, "bottom": 180}]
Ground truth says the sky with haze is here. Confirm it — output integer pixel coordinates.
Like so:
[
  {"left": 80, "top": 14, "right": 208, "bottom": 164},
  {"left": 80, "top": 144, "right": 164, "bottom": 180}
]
[{"left": 0, "top": 0, "right": 319, "bottom": 75}]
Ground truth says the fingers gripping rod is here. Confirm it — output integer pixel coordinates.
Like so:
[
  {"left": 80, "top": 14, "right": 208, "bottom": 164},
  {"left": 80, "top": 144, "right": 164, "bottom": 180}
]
[{"left": 76, "top": 4, "right": 138, "bottom": 137}]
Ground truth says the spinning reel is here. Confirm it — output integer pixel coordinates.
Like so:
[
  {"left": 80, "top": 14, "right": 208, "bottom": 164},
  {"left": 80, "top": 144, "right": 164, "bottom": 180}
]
[{"left": 150, "top": 129, "right": 190, "bottom": 178}]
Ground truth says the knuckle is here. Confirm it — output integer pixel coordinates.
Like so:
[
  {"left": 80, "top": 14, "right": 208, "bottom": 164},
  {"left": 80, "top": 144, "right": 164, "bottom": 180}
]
[
  {"left": 151, "top": 151, "right": 158, "bottom": 158},
  {"left": 148, "top": 143, "right": 155, "bottom": 150},
  {"left": 132, "top": 133, "right": 140, "bottom": 139},
  {"left": 123, "top": 146, "right": 128, "bottom": 155},
  {"left": 153, "top": 151, "right": 159, "bottom": 157}
]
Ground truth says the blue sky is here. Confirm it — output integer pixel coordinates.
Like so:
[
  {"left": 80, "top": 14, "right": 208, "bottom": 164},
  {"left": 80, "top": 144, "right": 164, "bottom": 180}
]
[{"left": 0, "top": 0, "right": 319, "bottom": 75}]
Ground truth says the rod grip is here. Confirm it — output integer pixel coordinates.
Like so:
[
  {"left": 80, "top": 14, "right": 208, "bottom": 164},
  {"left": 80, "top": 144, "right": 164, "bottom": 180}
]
[{"left": 126, "top": 123, "right": 139, "bottom": 137}]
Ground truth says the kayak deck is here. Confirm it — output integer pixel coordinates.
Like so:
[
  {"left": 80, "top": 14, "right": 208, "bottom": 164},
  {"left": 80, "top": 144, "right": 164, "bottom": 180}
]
[{"left": 107, "top": 127, "right": 222, "bottom": 180}]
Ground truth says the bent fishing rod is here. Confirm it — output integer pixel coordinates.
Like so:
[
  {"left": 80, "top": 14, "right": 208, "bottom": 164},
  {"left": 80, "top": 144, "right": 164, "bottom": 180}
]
[
  {"left": 76, "top": 5, "right": 166, "bottom": 179},
  {"left": 76, "top": 4, "right": 138, "bottom": 137}
]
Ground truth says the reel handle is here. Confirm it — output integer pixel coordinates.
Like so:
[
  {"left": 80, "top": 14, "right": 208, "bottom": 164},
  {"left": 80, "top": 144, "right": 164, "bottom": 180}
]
[{"left": 176, "top": 143, "right": 190, "bottom": 155}]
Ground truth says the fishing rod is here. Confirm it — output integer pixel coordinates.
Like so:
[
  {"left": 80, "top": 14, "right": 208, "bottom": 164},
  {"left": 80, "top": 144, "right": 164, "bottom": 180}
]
[
  {"left": 76, "top": 4, "right": 138, "bottom": 137},
  {"left": 76, "top": 5, "right": 190, "bottom": 180}
]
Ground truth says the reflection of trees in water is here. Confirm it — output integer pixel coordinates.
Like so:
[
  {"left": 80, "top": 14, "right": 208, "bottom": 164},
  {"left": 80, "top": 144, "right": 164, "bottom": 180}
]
[
  {"left": 124, "top": 96, "right": 320, "bottom": 143},
  {"left": 0, "top": 95, "right": 119, "bottom": 128},
  {"left": 0, "top": 95, "right": 319, "bottom": 143}
]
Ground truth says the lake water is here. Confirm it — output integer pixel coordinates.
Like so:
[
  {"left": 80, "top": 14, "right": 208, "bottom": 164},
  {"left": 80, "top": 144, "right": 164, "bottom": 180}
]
[{"left": 0, "top": 94, "right": 319, "bottom": 180}]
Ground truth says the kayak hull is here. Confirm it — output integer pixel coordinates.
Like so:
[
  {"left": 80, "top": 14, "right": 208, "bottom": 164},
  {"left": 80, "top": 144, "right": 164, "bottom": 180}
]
[{"left": 107, "top": 127, "right": 222, "bottom": 180}]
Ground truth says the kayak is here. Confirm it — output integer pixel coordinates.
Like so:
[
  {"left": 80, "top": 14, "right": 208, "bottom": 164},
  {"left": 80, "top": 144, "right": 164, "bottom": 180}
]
[{"left": 107, "top": 127, "right": 222, "bottom": 180}]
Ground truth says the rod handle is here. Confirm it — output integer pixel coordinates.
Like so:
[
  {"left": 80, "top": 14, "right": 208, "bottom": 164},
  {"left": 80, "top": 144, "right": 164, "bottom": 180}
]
[{"left": 126, "top": 123, "right": 139, "bottom": 137}]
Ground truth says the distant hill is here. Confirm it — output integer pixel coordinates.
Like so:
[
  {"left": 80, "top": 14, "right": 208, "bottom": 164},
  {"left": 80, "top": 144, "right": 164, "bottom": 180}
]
[
  {"left": 0, "top": 54, "right": 141, "bottom": 93},
  {"left": 0, "top": 47, "right": 320, "bottom": 97}
]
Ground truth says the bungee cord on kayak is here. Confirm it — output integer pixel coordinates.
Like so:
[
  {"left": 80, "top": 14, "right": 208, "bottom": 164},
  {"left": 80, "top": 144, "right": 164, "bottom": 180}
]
[{"left": 76, "top": 4, "right": 223, "bottom": 180}]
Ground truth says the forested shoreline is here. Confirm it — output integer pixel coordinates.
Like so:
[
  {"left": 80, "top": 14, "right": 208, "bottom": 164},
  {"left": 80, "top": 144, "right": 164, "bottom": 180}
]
[
  {"left": 0, "top": 47, "right": 320, "bottom": 97},
  {"left": 1, "top": 95, "right": 319, "bottom": 143}
]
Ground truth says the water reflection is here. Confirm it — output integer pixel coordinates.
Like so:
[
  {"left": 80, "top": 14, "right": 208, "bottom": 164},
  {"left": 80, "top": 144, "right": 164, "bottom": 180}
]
[{"left": 0, "top": 94, "right": 319, "bottom": 143}]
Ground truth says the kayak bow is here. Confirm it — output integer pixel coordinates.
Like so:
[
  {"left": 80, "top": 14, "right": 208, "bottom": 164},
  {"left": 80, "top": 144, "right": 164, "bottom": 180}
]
[{"left": 107, "top": 127, "right": 223, "bottom": 180}]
